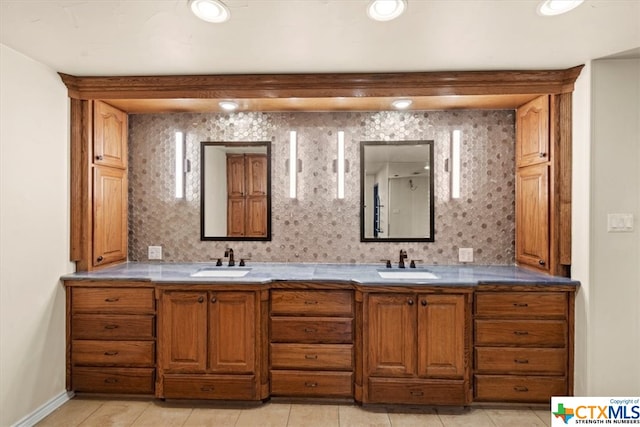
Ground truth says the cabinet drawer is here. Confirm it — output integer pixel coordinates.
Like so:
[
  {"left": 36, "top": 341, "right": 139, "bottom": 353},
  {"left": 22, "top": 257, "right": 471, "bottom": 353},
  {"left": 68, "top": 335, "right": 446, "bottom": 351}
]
[
  {"left": 476, "top": 292, "right": 567, "bottom": 318},
  {"left": 368, "top": 378, "right": 466, "bottom": 405},
  {"left": 475, "top": 347, "right": 566, "bottom": 375},
  {"left": 270, "top": 344, "right": 353, "bottom": 370},
  {"left": 475, "top": 374, "right": 567, "bottom": 403},
  {"left": 271, "top": 370, "right": 352, "bottom": 398},
  {"left": 72, "top": 314, "right": 154, "bottom": 340},
  {"left": 271, "top": 317, "right": 353, "bottom": 343},
  {"left": 72, "top": 340, "right": 154, "bottom": 365},
  {"left": 72, "top": 367, "right": 154, "bottom": 394},
  {"left": 475, "top": 320, "right": 566, "bottom": 347},
  {"left": 72, "top": 288, "right": 154, "bottom": 313},
  {"left": 271, "top": 290, "right": 353, "bottom": 317},
  {"left": 163, "top": 375, "right": 257, "bottom": 400}
]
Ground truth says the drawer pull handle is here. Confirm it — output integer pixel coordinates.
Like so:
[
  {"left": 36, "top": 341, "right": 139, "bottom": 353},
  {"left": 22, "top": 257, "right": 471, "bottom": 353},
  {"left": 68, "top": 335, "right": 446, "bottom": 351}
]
[
  {"left": 514, "top": 359, "right": 529, "bottom": 364},
  {"left": 305, "top": 354, "right": 318, "bottom": 360},
  {"left": 513, "top": 386, "right": 529, "bottom": 392},
  {"left": 104, "top": 297, "right": 119, "bottom": 302},
  {"left": 201, "top": 386, "right": 215, "bottom": 392},
  {"left": 103, "top": 351, "right": 119, "bottom": 356},
  {"left": 514, "top": 331, "right": 529, "bottom": 336},
  {"left": 304, "top": 301, "right": 319, "bottom": 305},
  {"left": 104, "top": 377, "right": 119, "bottom": 384},
  {"left": 304, "top": 328, "right": 317, "bottom": 333},
  {"left": 104, "top": 325, "right": 119, "bottom": 329},
  {"left": 305, "top": 382, "right": 318, "bottom": 388},
  {"left": 410, "top": 391, "right": 424, "bottom": 397},
  {"left": 513, "top": 303, "right": 529, "bottom": 307}
]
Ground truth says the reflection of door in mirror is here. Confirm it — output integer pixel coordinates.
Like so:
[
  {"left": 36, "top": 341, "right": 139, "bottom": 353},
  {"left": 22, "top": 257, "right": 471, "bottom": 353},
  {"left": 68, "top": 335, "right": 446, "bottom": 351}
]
[
  {"left": 201, "top": 142, "right": 271, "bottom": 241},
  {"left": 361, "top": 141, "right": 434, "bottom": 242},
  {"left": 226, "top": 154, "right": 267, "bottom": 237}
]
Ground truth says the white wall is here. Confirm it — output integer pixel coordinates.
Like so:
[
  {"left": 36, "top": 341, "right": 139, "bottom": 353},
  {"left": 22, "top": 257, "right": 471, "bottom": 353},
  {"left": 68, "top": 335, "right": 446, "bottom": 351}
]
[
  {"left": 588, "top": 57, "right": 640, "bottom": 395},
  {"left": 0, "top": 44, "right": 73, "bottom": 426}
]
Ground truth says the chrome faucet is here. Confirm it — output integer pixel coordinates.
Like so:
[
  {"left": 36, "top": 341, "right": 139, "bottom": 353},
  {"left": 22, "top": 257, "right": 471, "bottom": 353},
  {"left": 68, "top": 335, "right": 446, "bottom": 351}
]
[
  {"left": 224, "top": 248, "right": 235, "bottom": 267},
  {"left": 398, "top": 249, "right": 408, "bottom": 268}
]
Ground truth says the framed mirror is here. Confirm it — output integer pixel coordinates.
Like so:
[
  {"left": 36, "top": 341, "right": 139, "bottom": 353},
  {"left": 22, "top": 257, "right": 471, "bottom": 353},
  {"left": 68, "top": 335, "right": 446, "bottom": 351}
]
[
  {"left": 200, "top": 141, "right": 271, "bottom": 241},
  {"left": 361, "top": 140, "right": 434, "bottom": 242}
]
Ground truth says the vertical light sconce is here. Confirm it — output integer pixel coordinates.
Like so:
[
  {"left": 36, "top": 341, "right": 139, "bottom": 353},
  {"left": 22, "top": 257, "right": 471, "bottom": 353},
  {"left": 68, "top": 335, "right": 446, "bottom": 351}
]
[
  {"left": 451, "top": 129, "right": 461, "bottom": 199},
  {"left": 289, "top": 131, "right": 297, "bottom": 198},
  {"left": 175, "top": 131, "right": 185, "bottom": 199},
  {"left": 337, "top": 131, "right": 346, "bottom": 199}
]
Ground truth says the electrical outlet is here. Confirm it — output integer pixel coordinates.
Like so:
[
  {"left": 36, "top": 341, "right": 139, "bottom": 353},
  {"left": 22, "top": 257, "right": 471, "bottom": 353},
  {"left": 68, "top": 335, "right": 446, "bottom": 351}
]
[
  {"left": 459, "top": 248, "right": 473, "bottom": 263},
  {"left": 148, "top": 246, "right": 162, "bottom": 260}
]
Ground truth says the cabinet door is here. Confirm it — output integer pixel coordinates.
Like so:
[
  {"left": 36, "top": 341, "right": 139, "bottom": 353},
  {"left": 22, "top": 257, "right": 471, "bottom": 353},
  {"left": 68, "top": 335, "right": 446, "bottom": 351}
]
[
  {"left": 245, "top": 196, "right": 267, "bottom": 237},
  {"left": 160, "top": 291, "right": 208, "bottom": 372},
  {"left": 246, "top": 155, "right": 267, "bottom": 196},
  {"left": 93, "top": 166, "right": 127, "bottom": 267},
  {"left": 516, "top": 95, "right": 549, "bottom": 167},
  {"left": 94, "top": 101, "right": 127, "bottom": 169},
  {"left": 366, "top": 294, "right": 416, "bottom": 377},
  {"left": 516, "top": 163, "right": 550, "bottom": 271},
  {"left": 208, "top": 292, "right": 256, "bottom": 374},
  {"left": 226, "top": 155, "right": 245, "bottom": 197},
  {"left": 417, "top": 294, "right": 465, "bottom": 379},
  {"left": 227, "top": 197, "right": 246, "bottom": 236}
]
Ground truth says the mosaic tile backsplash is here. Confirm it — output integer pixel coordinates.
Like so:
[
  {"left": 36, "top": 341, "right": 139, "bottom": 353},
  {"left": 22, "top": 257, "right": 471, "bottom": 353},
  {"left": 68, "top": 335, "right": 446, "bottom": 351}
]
[{"left": 128, "top": 110, "right": 515, "bottom": 264}]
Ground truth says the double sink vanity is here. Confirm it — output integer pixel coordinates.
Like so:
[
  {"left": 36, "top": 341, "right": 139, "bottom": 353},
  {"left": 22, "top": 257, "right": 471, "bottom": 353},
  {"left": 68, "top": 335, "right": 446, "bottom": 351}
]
[{"left": 63, "top": 261, "right": 578, "bottom": 406}]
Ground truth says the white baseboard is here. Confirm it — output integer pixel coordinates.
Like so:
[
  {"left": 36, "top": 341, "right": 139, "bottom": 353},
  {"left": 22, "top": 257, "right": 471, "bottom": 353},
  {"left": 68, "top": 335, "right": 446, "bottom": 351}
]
[{"left": 13, "top": 390, "right": 75, "bottom": 427}]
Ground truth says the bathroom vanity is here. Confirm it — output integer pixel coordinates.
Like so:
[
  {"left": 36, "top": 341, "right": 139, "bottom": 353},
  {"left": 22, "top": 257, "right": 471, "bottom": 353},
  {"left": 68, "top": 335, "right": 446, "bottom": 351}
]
[{"left": 63, "top": 263, "right": 577, "bottom": 406}]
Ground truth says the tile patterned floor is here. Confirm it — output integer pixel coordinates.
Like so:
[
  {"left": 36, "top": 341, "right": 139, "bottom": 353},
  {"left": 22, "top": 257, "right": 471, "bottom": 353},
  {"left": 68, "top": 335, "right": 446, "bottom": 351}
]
[{"left": 36, "top": 398, "right": 552, "bottom": 427}]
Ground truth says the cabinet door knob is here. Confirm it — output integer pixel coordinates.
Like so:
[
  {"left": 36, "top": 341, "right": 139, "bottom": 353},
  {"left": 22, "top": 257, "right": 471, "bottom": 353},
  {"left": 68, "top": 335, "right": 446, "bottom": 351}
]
[
  {"left": 97, "top": 256, "right": 104, "bottom": 262},
  {"left": 198, "top": 296, "right": 204, "bottom": 303},
  {"left": 211, "top": 297, "right": 217, "bottom": 303},
  {"left": 421, "top": 300, "right": 427, "bottom": 306},
  {"left": 539, "top": 259, "right": 546, "bottom": 266},
  {"left": 408, "top": 299, "right": 414, "bottom": 305},
  {"left": 539, "top": 152, "right": 547, "bottom": 158},
  {"left": 96, "top": 155, "right": 104, "bottom": 161}
]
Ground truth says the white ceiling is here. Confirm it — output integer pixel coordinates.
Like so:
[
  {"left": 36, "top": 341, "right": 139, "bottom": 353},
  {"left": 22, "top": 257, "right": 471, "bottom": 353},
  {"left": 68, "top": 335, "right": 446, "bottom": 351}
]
[{"left": 1, "top": 0, "right": 639, "bottom": 77}]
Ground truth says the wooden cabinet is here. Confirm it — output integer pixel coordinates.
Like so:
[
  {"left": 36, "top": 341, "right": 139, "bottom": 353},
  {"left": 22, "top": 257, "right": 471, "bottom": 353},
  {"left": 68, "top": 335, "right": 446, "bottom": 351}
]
[
  {"left": 93, "top": 166, "right": 127, "bottom": 267},
  {"left": 364, "top": 292, "right": 469, "bottom": 405},
  {"left": 66, "top": 284, "right": 156, "bottom": 394},
  {"left": 226, "top": 154, "right": 268, "bottom": 237},
  {"left": 474, "top": 290, "right": 573, "bottom": 403},
  {"left": 71, "top": 100, "right": 128, "bottom": 271},
  {"left": 158, "top": 289, "right": 261, "bottom": 400},
  {"left": 515, "top": 94, "right": 572, "bottom": 276},
  {"left": 270, "top": 289, "right": 354, "bottom": 398}
]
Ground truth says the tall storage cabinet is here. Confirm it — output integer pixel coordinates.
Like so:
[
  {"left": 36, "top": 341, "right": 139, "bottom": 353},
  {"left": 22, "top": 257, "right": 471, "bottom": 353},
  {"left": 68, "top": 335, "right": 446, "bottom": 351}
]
[
  {"left": 226, "top": 154, "right": 268, "bottom": 238},
  {"left": 515, "top": 94, "right": 572, "bottom": 276},
  {"left": 71, "top": 100, "right": 128, "bottom": 271}
]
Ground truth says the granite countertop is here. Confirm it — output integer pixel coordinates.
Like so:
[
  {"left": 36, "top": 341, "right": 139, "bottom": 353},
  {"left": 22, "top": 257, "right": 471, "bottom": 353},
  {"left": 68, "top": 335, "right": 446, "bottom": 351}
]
[{"left": 61, "top": 262, "right": 580, "bottom": 287}]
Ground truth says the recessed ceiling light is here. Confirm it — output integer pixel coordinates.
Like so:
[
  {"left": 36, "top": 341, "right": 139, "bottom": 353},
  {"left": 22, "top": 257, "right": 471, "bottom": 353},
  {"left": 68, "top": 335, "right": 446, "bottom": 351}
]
[
  {"left": 219, "top": 101, "right": 238, "bottom": 111},
  {"left": 367, "top": 0, "right": 407, "bottom": 22},
  {"left": 537, "top": 0, "right": 584, "bottom": 16},
  {"left": 391, "top": 99, "right": 412, "bottom": 109},
  {"left": 190, "top": 0, "right": 230, "bottom": 23}
]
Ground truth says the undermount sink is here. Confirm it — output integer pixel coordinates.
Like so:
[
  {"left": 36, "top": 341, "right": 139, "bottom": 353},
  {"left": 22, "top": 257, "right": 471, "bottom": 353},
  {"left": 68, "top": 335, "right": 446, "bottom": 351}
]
[
  {"left": 377, "top": 269, "right": 439, "bottom": 280},
  {"left": 190, "top": 267, "right": 252, "bottom": 278}
]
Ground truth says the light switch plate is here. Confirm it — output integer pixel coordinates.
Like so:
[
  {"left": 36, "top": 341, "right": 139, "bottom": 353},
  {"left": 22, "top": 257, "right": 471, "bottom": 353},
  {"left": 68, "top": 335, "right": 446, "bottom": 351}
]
[
  {"left": 607, "top": 213, "right": 634, "bottom": 232},
  {"left": 148, "top": 245, "right": 163, "bottom": 260},
  {"left": 459, "top": 248, "right": 473, "bottom": 263}
]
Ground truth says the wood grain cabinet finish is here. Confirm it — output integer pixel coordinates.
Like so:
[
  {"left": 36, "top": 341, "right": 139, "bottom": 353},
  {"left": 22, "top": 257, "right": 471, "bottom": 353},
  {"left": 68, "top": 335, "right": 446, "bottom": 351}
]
[
  {"left": 93, "top": 165, "right": 127, "bottom": 267},
  {"left": 226, "top": 154, "right": 268, "bottom": 237},
  {"left": 67, "top": 285, "right": 156, "bottom": 395},
  {"left": 158, "top": 290, "right": 261, "bottom": 400},
  {"left": 364, "top": 293, "right": 469, "bottom": 405},
  {"left": 269, "top": 289, "right": 355, "bottom": 398},
  {"left": 515, "top": 94, "right": 572, "bottom": 276},
  {"left": 474, "top": 290, "right": 573, "bottom": 403},
  {"left": 93, "top": 100, "right": 128, "bottom": 169}
]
